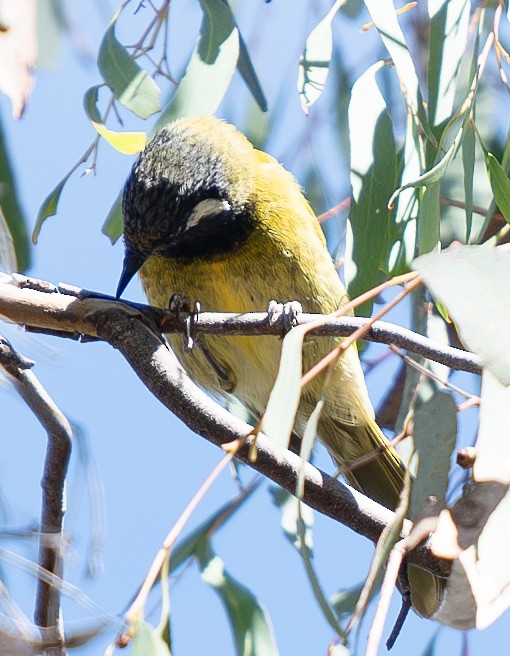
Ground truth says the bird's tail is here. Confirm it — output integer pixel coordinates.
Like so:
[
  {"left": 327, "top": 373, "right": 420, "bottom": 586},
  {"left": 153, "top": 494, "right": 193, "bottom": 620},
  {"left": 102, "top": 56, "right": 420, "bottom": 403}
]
[{"left": 317, "top": 413, "right": 445, "bottom": 617}]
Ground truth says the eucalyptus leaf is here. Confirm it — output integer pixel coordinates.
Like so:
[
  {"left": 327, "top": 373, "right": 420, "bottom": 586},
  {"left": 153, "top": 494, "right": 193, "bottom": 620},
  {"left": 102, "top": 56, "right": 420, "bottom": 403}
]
[
  {"left": 427, "top": 0, "right": 470, "bottom": 126},
  {"left": 408, "top": 391, "right": 457, "bottom": 521},
  {"left": 154, "top": 0, "right": 239, "bottom": 132},
  {"left": 345, "top": 61, "right": 398, "bottom": 315},
  {"left": 0, "top": 116, "right": 30, "bottom": 269},
  {"left": 32, "top": 171, "right": 73, "bottom": 244},
  {"left": 132, "top": 620, "right": 171, "bottom": 656},
  {"left": 462, "top": 119, "right": 476, "bottom": 242},
  {"left": 197, "top": 540, "right": 279, "bottom": 656},
  {"left": 414, "top": 245, "right": 510, "bottom": 385},
  {"left": 417, "top": 183, "right": 440, "bottom": 256},
  {"left": 98, "top": 11, "right": 160, "bottom": 119}
]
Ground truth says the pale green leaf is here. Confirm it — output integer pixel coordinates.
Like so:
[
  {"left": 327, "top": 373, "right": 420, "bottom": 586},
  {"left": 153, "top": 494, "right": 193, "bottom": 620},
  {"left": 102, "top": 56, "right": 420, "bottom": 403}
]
[
  {"left": 261, "top": 324, "right": 307, "bottom": 457},
  {"left": 132, "top": 620, "right": 171, "bottom": 656},
  {"left": 414, "top": 245, "right": 510, "bottom": 385},
  {"left": 474, "top": 371, "right": 510, "bottom": 484},
  {"left": 153, "top": 0, "right": 239, "bottom": 132},
  {"left": 197, "top": 541, "right": 279, "bottom": 656},
  {"left": 427, "top": 0, "right": 470, "bottom": 125},
  {"left": 297, "top": 399, "right": 324, "bottom": 498},
  {"left": 409, "top": 391, "right": 457, "bottom": 521},
  {"left": 417, "top": 183, "right": 440, "bottom": 256},
  {"left": 363, "top": 0, "right": 420, "bottom": 114},
  {"left": 98, "top": 11, "right": 160, "bottom": 119},
  {"left": 297, "top": 0, "right": 345, "bottom": 114},
  {"left": 462, "top": 119, "right": 476, "bottom": 242}
]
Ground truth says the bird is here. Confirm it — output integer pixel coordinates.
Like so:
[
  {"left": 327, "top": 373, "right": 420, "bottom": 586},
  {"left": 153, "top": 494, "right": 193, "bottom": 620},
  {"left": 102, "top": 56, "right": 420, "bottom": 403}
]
[{"left": 116, "top": 115, "right": 444, "bottom": 618}]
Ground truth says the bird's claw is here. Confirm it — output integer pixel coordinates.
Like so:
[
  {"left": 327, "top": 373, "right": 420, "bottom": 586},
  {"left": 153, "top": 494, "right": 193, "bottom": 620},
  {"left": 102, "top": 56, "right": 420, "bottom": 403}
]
[{"left": 267, "top": 300, "right": 302, "bottom": 333}]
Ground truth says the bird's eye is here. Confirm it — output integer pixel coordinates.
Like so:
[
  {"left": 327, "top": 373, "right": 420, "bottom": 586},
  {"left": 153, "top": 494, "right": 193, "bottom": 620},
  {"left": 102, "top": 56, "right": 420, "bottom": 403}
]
[{"left": 185, "top": 199, "right": 231, "bottom": 231}]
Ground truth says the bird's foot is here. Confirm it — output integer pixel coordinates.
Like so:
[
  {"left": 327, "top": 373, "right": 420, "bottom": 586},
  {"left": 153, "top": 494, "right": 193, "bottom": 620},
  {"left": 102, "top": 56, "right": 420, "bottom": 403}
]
[{"left": 267, "top": 300, "right": 302, "bottom": 334}]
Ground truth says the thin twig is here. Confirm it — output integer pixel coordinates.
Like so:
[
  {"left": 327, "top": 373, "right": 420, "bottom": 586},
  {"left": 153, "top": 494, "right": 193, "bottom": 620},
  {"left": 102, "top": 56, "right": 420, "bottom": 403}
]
[{"left": 0, "top": 336, "right": 72, "bottom": 654}]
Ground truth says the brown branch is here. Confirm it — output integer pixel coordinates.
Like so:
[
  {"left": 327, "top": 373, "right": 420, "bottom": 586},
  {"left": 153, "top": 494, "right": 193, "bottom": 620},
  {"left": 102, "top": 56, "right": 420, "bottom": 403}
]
[
  {"left": 0, "top": 336, "right": 72, "bottom": 655},
  {"left": 0, "top": 276, "right": 482, "bottom": 374}
]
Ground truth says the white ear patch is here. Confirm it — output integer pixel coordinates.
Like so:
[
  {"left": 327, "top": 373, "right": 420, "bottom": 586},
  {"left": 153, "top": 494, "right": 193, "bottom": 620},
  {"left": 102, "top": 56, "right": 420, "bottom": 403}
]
[{"left": 186, "top": 199, "right": 231, "bottom": 230}]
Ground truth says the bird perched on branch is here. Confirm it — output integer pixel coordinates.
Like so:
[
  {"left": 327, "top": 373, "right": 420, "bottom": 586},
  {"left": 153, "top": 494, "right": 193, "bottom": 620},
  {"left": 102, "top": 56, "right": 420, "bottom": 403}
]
[{"left": 116, "top": 115, "right": 444, "bottom": 618}]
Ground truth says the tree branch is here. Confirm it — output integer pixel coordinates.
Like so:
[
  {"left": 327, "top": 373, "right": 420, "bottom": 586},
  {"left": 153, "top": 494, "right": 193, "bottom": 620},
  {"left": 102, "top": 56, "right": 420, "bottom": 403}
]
[
  {"left": 0, "top": 275, "right": 482, "bottom": 374},
  {"left": 0, "top": 335, "right": 72, "bottom": 655}
]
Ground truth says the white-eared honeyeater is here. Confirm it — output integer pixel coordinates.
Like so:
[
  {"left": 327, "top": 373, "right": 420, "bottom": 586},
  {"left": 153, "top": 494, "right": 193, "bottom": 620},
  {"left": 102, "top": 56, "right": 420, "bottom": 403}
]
[{"left": 116, "top": 116, "right": 444, "bottom": 617}]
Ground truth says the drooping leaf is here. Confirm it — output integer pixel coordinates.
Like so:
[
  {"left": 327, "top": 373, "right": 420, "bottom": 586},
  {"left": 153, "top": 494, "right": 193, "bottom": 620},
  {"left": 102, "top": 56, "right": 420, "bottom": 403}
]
[
  {"left": 170, "top": 481, "right": 259, "bottom": 574},
  {"left": 98, "top": 10, "right": 161, "bottom": 119},
  {"left": 153, "top": 0, "right": 239, "bottom": 132},
  {"left": 197, "top": 540, "right": 279, "bottom": 656},
  {"left": 408, "top": 391, "right": 457, "bottom": 521},
  {"left": 32, "top": 172, "right": 73, "bottom": 245},
  {"left": 270, "top": 487, "right": 344, "bottom": 638},
  {"left": 427, "top": 0, "right": 470, "bottom": 126},
  {"left": 417, "top": 183, "right": 440, "bottom": 256},
  {"left": 0, "top": 208, "right": 16, "bottom": 273},
  {"left": 414, "top": 245, "right": 510, "bottom": 385},
  {"left": 345, "top": 61, "right": 398, "bottom": 315},
  {"left": 261, "top": 324, "right": 308, "bottom": 457},
  {"left": 0, "top": 116, "right": 30, "bottom": 269},
  {"left": 462, "top": 118, "right": 476, "bottom": 242},
  {"left": 484, "top": 152, "right": 510, "bottom": 224}
]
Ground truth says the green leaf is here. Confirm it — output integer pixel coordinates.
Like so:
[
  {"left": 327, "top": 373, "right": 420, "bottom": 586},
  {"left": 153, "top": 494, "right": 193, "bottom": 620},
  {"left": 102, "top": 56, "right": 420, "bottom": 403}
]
[
  {"left": 153, "top": 0, "right": 239, "bottom": 132},
  {"left": 0, "top": 115, "right": 30, "bottom": 270},
  {"left": 297, "top": 0, "right": 344, "bottom": 114},
  {"left": 417, "top": 183, "right": 440, "bottom": 256},
  {"left": 236, "top": 30, "right": 267, "bottom": 112},
  {"left": 330, "top": 575, "right": 382, "bottom": 619},
  {"left": 32, "top": 171, "right": 73, "bottom": 244},
  {"left": 101, "top": 192, "right": 123, "bottom": 243},
  {"left": 462, "top": 119, "right": 476, "bottom": 242},
  {"left": 270, "top": 488, "right": 345, "bottom": 638},
  {"left": 427, "top": 0, "right": 470, "bottom": 126},
  {"left": 132, "top": 620, "right": 171, "bottom": 656},
  {"left": 388, "top": 125, "right": 464, "bottom": 207},
  {"left": 197, "top": 540, "right": 279, "bottom": 656},
  {"left": 170, "top": 481, "right": 259, "bottom": 574},
  {"left": 414, "top": 244, "right": 510, "bottom": 385},
  {"left": 409, "top": 391, "right": 457, "bottom": 521},
  {"left": 345, "top": 61, "right": 398, "bottom": 315},
  {"left": 0, "top": 207, "right": 16, "bottom": 273},
  {"left": 98, "top": 11, "right": 161, "bottom": 119},
  {"left": 484, "top": 152, "right": 510, "bottom": 224},
  {"left": 83, "top": 86, "right": 147, "bottom": 154}
]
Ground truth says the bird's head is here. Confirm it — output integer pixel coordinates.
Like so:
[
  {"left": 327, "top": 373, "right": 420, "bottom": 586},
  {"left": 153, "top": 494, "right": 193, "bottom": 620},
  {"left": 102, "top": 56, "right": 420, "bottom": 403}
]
[{"left": 116, "top": 116, "right": 257, "bottom": 298}]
